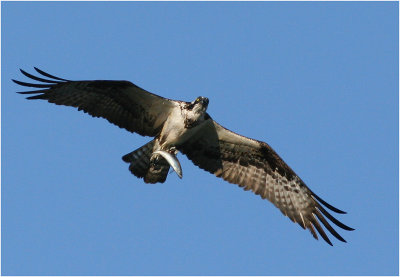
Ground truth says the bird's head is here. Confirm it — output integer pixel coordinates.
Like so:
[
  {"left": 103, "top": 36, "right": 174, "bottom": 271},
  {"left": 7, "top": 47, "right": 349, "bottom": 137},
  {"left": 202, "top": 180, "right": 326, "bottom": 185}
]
[{"left": 187, "top": 96, "right": 209, "bottom": 113}]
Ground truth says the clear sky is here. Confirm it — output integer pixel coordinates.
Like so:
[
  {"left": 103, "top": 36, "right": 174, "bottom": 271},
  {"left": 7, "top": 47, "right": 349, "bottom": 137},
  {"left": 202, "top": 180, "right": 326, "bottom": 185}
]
[{"left": 2, "top": 1, "right": 398, "bottom": 276}]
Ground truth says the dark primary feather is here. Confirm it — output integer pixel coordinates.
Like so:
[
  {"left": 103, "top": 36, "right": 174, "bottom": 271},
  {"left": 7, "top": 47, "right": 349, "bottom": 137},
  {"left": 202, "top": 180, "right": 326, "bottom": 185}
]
[
  {"left": 178, "top": 118, "right": 354, "bottom": 245},
  {"left": 13, "top": 68, "right": 179, "bottom": 137},
  {"left": 33, "top": 67, "right": 71, "bottom": 81},
  {"left": 20, "top": 68, "right": 66, "bottom": 83}
]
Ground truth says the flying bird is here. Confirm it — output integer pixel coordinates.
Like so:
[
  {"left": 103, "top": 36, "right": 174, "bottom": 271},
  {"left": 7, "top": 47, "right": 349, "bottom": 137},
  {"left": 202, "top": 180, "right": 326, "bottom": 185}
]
[{"left": 13, "top": 68, "right": 354, "bottom": 245}]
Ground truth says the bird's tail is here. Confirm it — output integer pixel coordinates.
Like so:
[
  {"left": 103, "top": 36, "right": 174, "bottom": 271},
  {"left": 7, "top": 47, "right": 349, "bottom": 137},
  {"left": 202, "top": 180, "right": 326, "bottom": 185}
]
[{"left": 122, "top": 140, "right": 170, "bottom": 184}]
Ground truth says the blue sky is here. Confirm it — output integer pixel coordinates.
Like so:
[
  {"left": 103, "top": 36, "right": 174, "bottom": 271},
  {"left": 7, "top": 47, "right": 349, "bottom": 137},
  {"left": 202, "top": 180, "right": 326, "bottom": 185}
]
[{"left": 2, "top": 2, "right": 398, "bottom": 276}]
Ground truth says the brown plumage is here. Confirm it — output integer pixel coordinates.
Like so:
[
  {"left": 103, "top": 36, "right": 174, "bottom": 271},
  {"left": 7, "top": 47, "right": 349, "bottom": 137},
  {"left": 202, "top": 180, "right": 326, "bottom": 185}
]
[
  {"left": 178, "top": 120, "right": 354, "bottom": 245},
  {"left": 13, "top": 68, "right": 354, "bottom": 245}
]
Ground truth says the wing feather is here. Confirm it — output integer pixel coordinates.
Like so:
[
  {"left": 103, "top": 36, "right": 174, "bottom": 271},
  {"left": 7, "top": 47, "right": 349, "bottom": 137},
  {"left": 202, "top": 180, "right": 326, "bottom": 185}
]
[
  {"left": 13, "top": 68, "right": 179, "bottom": 137},
  {"left": 178, "top": 118, "right": 354, "bottom": 245}
]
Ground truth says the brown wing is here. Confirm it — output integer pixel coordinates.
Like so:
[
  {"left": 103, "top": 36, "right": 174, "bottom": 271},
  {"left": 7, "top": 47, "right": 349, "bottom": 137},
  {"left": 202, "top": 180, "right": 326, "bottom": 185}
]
[
  {"left": 178, "top": 117, "right": 354, "bottom": 245},
  {"left": 13, "top": 68, "right": 180, "bottom": 137}
]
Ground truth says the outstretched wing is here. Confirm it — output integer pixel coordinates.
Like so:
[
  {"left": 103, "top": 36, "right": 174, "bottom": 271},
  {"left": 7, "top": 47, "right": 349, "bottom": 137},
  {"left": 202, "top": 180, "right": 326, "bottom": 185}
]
[
  {"left": 13, "top": 68, "right": 180, "bottom": 137},
  {"left": 178, "top": 118, "right": 354, "bottom": 245}
]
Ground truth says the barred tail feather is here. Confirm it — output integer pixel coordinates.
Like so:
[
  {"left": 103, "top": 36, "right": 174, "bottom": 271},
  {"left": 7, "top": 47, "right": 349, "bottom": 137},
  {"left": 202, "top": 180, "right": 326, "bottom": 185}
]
[{"left": 122, "top": 140, "right": 170, "bottom": 184}]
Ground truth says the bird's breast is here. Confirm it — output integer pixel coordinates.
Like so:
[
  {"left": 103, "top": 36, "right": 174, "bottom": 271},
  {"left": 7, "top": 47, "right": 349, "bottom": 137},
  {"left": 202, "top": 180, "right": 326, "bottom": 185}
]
[{"left": 158, "top": 108, "right": 204, "bottom": 149}]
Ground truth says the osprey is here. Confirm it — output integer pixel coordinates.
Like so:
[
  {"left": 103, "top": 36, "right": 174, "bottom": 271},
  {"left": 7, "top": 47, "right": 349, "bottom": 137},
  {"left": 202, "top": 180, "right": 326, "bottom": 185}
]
[{"left": 13, "top": 68, "right": 354, "bottom": 245}]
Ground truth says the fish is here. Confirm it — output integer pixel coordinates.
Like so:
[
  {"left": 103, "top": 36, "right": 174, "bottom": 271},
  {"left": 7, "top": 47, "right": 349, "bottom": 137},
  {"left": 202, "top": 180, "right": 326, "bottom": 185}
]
[{"left": 152, "top": 150, "right": 183, "bottom": 179}]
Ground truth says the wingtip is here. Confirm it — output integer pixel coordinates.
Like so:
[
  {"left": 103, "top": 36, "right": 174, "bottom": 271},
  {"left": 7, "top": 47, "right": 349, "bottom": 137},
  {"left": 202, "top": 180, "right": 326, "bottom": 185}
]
[
  {"left": 34, "top": 67, "right": 44, "bottom": 75},
  {"left": 19, "top": 68, "right": 30, "bottom": 75},
  {"left": 318, "top": 235, "right": 333, "bottom": 246},
  {"left": 312, "top": 194, "right": 347, "bottom": 214},
  {"left": 323, "top": 235, "right": 333, "bottom": 246},
  {"left": 33, "top": 67, "right": 71, "bottom": 82}
]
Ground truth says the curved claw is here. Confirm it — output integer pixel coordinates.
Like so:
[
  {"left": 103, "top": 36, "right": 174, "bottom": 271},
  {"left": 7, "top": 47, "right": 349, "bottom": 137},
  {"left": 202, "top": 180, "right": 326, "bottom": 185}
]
[{"left": 152, "top": 150, "right": 183, "bottom": 178}]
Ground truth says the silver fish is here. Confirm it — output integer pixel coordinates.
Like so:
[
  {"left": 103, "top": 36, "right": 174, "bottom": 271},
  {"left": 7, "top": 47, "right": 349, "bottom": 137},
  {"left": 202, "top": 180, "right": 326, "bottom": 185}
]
[{"left": 152, "top": 150, "right": 183, "bottom": 178}]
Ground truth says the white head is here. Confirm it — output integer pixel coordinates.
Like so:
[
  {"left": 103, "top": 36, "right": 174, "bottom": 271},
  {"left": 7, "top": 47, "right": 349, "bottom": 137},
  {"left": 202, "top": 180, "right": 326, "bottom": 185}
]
[
  {"left": 187, "top": 96, "right": 209, "bottom": 114},
  {"left": 183, "top": 96, "right": 209, "bottom": 127}
]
